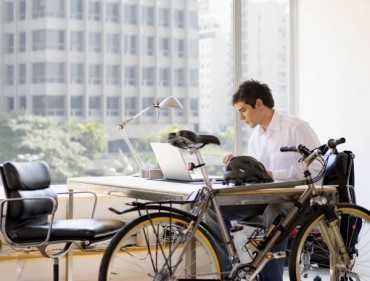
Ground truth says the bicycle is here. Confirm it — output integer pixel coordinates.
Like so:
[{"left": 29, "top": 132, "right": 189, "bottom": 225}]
[{"left": 98, "top": 130, "right": 370, "bottom": 281}]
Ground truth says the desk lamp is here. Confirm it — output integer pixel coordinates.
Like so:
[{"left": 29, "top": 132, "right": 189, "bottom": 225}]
[{"left": 116, "top": 96, "right": 183, "bottom": 169}]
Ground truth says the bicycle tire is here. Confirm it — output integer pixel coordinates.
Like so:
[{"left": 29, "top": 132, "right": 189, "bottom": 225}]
[
  {"left": 289, "top": 203, "right": 370, "bottom": 281},
  {"left": 98, "top": 212, "right": 222, "bottom": 280}
]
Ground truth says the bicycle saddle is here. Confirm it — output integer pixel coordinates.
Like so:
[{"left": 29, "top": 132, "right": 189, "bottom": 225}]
[{"left": 168, "top": 130, "right": 220, "bottom": 149}]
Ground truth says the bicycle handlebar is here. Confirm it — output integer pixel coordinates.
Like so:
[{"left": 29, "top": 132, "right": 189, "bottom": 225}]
[
  {"left": 280, "top": 137, "right": 346, "bottom": 158},
  {"left": 280, "top": 144, "right": 311, "bottom": 155},
  {"left": 327, "top": 137, "right": 346, "bottom": 149}
]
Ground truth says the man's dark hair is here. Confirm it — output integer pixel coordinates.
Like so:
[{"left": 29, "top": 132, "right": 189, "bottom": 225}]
[{"left": 232, "top": 79, "right": 275, "bottom": 109}]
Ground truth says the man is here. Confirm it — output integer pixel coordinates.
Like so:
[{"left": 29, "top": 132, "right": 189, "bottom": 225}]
[{"left": 215, "top": 79, "right": 321, "bottom": 280}]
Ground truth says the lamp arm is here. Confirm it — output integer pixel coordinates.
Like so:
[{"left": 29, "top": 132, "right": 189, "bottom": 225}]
[
  {"left": 118, "top": 127, "right": 142, "bottom": 168},
  {"left": 117, "top": 105, "right": 154, "bottom": 129}
]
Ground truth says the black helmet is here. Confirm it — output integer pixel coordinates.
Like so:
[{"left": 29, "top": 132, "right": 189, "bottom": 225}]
[{"left": 224, "top": 156, "right": 273, "bottom": 186}]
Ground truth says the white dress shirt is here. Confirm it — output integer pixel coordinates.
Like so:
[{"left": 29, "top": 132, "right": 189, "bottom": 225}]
[{"left": 248, "top": 111, "right": 321, "bottom": 181}]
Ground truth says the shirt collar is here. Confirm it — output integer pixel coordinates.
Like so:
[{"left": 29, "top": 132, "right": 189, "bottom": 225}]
[{"left": 258, "top": 110, "right": 281, "bottom": 133}]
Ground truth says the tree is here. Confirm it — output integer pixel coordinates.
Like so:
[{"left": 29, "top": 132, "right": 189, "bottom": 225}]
[
  {"left": 66, "top": 120, "right": 106, "bottom": 159},
  {"left": 0, "top": 112, "right": 105, "bottom": 183}
]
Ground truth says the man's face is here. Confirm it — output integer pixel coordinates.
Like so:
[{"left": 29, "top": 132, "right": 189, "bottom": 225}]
[{"left": 234, "top": 100, "right": 261, "bottom": 128}]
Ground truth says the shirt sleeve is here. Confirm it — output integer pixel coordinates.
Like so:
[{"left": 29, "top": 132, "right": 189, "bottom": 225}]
[{"left": 271, "top": 121, "right": 322, "bottom": 182}]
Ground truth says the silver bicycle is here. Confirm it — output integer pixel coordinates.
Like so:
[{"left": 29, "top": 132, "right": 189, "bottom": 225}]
[{"left": 99, "top": 130, "right": 370, "bottom": 281}]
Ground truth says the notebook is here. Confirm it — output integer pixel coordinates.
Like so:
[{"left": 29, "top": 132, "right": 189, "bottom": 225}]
[{"left": 150, "top": 142, "right": 223, "bottom": 182}]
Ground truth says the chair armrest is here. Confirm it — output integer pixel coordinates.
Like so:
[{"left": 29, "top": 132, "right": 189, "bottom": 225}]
[
  {"left": 58, "top": 191, "right": 97, "bottom": 218},
  {"left": 0, "top": 196, "right": 57, "bottom": 248}
]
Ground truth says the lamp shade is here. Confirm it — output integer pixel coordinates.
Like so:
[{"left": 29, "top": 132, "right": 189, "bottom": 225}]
[{"left": 157, "top": 96, "right": 183, "bottom": 109}]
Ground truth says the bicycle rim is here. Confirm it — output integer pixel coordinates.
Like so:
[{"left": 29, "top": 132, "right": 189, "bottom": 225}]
[
  {"left": 99, "top": 212, "right": 221, "bottom": 280},
  {"left": 289, "top": 204, "right": 370, "bottom": 281}
]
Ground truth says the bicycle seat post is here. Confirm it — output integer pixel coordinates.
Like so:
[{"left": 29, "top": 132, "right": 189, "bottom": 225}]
[{"left": 189, "top": 147, "right": 213, "bottom": 188}]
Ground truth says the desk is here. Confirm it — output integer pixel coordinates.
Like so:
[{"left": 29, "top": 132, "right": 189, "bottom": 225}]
[
  {"left": 65, "top": 176, "right": 337, "bottom": 281},
  {"left": 66, "top": 176, "right": 337, "bottom": 206}
]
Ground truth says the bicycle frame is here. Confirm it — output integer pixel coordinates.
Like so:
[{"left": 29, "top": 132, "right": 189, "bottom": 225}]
[
  {"left": 185, "top": 146, "right": 352, "bottom": 280},
  {"left": 107, "top": 142, "right": 353, "bottom": 280}
]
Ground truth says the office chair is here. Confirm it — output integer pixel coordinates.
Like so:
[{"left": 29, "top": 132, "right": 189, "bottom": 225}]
[{"left": 0, "top": 160, "right": 125, "bottom": 281}]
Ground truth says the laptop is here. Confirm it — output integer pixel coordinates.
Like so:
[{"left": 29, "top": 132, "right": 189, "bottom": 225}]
[{"left": 150, "top": 142, "right": 223, "bottom": 182}]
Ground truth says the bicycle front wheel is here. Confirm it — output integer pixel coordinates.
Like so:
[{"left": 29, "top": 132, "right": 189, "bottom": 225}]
[
  {"left": 99, "top": 212, "right": 222, "bottom": 280},
  {"left": 289, "top": 203, "right": 370, "bottom": 281}
]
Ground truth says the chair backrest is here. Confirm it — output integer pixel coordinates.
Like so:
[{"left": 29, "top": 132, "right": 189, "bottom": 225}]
[
  {"left": 0, "top": 161, "right": 57, "bottom": 231},
  {"left": 322, "top": 150, "right": 355, "bottom": 203}
]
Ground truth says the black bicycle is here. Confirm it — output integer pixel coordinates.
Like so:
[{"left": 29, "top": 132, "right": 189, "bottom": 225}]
[{"left": 99, "top": 130, "right": 370, "bottom": 281}]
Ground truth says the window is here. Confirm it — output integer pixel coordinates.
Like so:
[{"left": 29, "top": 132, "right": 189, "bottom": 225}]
[
  {"left": 5, "top": 65, "right": 14, "bottom": 85},
  {"left": 5, "top": 2, "right": 14, "bottom": 22},
  {"left": 124, "top": 4, "right": 137, "bottom": 24},
  {"left": 124, "top": 66, "right": 137, "bottom": 86},
  {"left": 70, "top": 64, "right": 84, "bottom": 84},
  {"left": 142, "top": 67, "right": 155, "bottom": 86},
  {"left": 32, "top": 95, "right": 65, "bottom": 116},
  {"left": 124, "top": 35, "right": 137, "bottom": 55},
  {"left": 70, "top": 31, "right": 84, "bottom": 51},
  {"left": 143, "top": 36, "right": 154, "bottom": 56},
  {"left": 107, "top": 97, "right": 119, "bottom": 116},
  {"left": 32, "top": 30, "right": 65, "bottom": 51},
  {"left": 19, "top": 64, "right": 26, "bottom": 84},
  {"left": 19, "top": 32, "right": 26, "bottom": 52},
  {"left": 70, "top": 0, "right": 83, "bottom": 20},
  {"left": 32, "top": 63, "right": 65, "bottom": 83},
  {"left": 174, "top": 38, "right": 185, "bottom": 58},
  {"left": 174, "top": 68, "right": 185, "bottom": 87},
  {"left": 174, "top": 10, "right": 185, "bottom": 28},
  {"left": 106, "top": 33, "right": 120, "bottom": 53},
  {"left": 158, "top": 67, "right": 170, "bottom": 87},
  {"left": 19, "top": 96, "right": 27, "bottom": 110},
  {"left": 19, "top": 0, "right": 26, "bottom": 20},
  {"left": 88, "top": 1, "right": 101, "bottom": 21},
  {"left": 143, "top": 98, "right": 155, "bottom": 116},
  {"left": 239, "top": 0, "right": 291, "bottom": 152},
  {"left": 32, "top": 0, "right": 64, "bottom": 18},
  {"left": 89, "top": 64, "right": 101, "bottom": 84},
  {"left": 106, "top": 3, "right": 119, "bottom": 22},
  {"left": 5, "top": 34, "right": 14, "bottom": 53},
  {"left": 106, "top": 65, "right": 120, "bottom": 85},
  {"left": 125, "top": 97, "right": 137, "bottom": 116},
  {"left": 142, "top": 6, "right": 154, "bottom": 26},
  {"left": 71, "top": 96, "right": 84, "bottom": 116},
  {"left": 158, "top": 8, "right": 170, "bottom": 27},
  {"left": 190, "top": 69, "right": 198, "bottom": 87},
  {"left": 159, "top": 37, "right": 170, "bottom": 56},
  {"left": 5, "top": 97, "right": 15, "bottom": 111},
  {"left": 89, "top": 32, "right": 101, "bottom": 52},
  {"left": 89, "top": 96, "right": 101, "bottom": 116},
  {"left": 46, "top": 96, "right": 65, "bottom": 116},
  {"left": 190, "top": 98, "right": 199, "bottom": 116},
  {"left": 0, "top": 0, "right": 292, "bottom": 183}
]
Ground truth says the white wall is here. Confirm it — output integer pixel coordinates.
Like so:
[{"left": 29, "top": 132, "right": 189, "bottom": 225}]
[{"left": 297, "top": 0, "right": 370, "bottom": 207}]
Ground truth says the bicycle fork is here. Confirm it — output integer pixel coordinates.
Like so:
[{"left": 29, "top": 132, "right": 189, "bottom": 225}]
[{"left": 318, "top": 204, "right": 359, "bottom": 281}]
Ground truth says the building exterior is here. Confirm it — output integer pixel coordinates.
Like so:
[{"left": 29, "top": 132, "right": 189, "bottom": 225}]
[
  {"left": 0, "top": 0, "right": 200, "bottom": 153},
  {"left": 1, "top": 0, "right": 290, "bottom": 156}
]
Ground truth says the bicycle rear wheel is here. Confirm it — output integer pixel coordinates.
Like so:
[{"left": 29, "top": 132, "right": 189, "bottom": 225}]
[
  {"left": 99, "top": 212, "right": 222, "bottom": 280},
  {"left": 289, "top": 203, "right": 370, "bottom": 281}
]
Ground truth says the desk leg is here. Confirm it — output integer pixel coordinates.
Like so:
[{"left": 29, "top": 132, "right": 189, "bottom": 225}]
[{"left": 66, "top": 190, "right": 74, "bottom": 281}]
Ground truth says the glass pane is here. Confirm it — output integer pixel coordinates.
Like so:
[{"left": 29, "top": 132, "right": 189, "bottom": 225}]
[
  {"left": 0, "top": 0, "right": 291, "bottom": 183},
  {"left": 240, "top": 0, "right": 291, "bottom": 153}
]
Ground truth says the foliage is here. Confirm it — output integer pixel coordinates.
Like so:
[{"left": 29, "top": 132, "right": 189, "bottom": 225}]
[
  {"left": 66, "top": 120, "right": 106, "bottom": 159},
  {"left": 0, "top": 112, "right": 105, "bottom": 183}
]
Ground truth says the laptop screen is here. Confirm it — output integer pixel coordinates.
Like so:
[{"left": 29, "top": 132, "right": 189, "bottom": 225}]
[{"left": 150, "top": 142, "right": 203, "bottom": 181}]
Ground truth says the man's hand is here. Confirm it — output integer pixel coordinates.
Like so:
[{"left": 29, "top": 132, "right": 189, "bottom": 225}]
[
  {"left": 222, "top": 152, "right": 234, "bottom": 165},
  {"left": 267, "top": 171, "right": 273, "bottom": 178}
]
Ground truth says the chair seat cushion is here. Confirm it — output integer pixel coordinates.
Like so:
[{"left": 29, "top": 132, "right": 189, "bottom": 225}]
[{"left": 11, "top": 218, "right": 124, "bottom": 243}]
